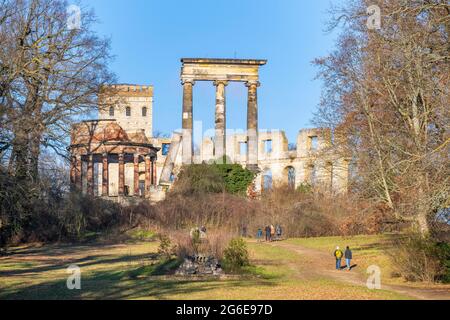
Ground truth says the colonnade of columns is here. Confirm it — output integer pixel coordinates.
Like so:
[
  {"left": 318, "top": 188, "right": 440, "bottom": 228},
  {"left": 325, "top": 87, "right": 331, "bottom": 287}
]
[
  {"left": 181, "top": 79, "right": 260, "bottom": 169},
  {"left": 70, "top": 152, "right": 157, "bottom": 197}
]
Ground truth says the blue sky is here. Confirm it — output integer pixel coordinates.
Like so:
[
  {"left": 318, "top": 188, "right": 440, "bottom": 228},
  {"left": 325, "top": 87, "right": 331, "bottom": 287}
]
[{"left": 82, "top": 0, "right": 339, "bottom": 144}]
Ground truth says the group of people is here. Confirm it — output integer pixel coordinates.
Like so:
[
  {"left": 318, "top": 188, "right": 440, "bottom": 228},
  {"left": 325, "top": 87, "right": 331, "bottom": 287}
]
[
  {"left": 256, "top": 224, "right": 283, "bottom": 242},
  {"left": 191, "top": 224, "right": 353, "bottom": 272},
  {"left": 333, "top": 246, "right": 353, "bottom": 271}
]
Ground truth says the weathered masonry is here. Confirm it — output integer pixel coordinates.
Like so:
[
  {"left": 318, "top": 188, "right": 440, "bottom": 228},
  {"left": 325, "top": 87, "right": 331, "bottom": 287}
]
[
  {"left": 69, "top": 59, "right": 350, "bottom": 201},
  {"left": 69, "top": 85, "right": 162, "bottom": 201},
  {"left": 180, "top": 58, "right": 267, "bottom": 170}
]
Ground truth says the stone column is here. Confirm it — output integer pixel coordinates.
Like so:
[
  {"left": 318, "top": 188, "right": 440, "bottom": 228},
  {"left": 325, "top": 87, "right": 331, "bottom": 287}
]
[
  {"left": 152, "top": 157, "right": 158, "bottom": 185},
  {"left": 134, "top": 154, "right": 140, "bottom": 196},
  {"left": 182, "top": 79, "right": 194, "bottom": 165},
  {"left": 70, "top": 156, "right": 76, "bottom": 189},
  {"left": 75, "top": 155, "right": 82, "bottom": 190},
  {"left": 246, "top": 81, "right": 260, "bottom": 170},
  {"left": 145, "top": 155, "right": 151, "bottom": 196},
  {"left": 214, "top": 80, "right": 228, "bottom": 163},
  {"left": 87, "top": 154, "right": 94, "bottom": 195},
  {"left": 150, "top": 157, "right": 155, "bottom": 185},
  {"left": 118, "top": 153, "right": 125, "bottom": 196},
  {"left": 102, "top": 153, "right": 109, "bottom": 196}
]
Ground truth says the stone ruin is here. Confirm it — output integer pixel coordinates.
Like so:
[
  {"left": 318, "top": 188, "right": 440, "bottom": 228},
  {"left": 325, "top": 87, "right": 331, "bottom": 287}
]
[
  {"left": 175, "top": 227, "right": 223, "bottom": 276},
  {"left": 175, "top": 254, "right": 223, "bottom": 276}
]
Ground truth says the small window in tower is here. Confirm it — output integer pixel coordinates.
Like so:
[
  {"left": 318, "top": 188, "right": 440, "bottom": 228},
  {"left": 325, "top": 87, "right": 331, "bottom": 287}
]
[
  {"left": 162, "top": 143, "right": 170, "bottom": 156},
  {"left": 109, "top": 106, "right": 114, "bottom": 117},
  {"left": 310, "top": 136, "right": 318, "bottom": 151},
  {"left": 142, "top": 107, "right": 147, "bottom": 117},
  {"left": 126, "top": 106, "right": 131, "bottom": 116}
]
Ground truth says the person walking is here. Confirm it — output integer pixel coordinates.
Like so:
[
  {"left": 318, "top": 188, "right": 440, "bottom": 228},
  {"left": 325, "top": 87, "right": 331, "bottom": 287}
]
[
  {"left": 345, "top": 246, "right": 353, "bottom": 271},
  {"left": 265, "top": 225, "right": 270, "bottom": 241},
  {"left": 242, "top": 225, "right": 248, "bottom": 237},
  {"left": 276, "top": 225, "right": 282, "bottom": 240},
  {"left": 333, "top": 246, "right": 344, "bottom": 270},
  {"left": 270, "top": 224, "right": 275, "bottom": 242},
  {"left": 257, "top": 228, "right": 263, "bottom": 242}
]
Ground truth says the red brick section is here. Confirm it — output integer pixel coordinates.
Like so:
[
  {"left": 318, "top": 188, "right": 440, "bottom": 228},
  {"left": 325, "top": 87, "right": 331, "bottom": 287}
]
[
  {"left": 152, "top": 158, "right": 157, "bottom": 185},
  {"left": 118, "top": 153, "right": 125, "bottom": 195},
  {"left": 76, "top": 155, "right": 82, "bottom": 190},
  {"left": 145, "top": 155, "right": 151, "bottom": 195},
  {"left": 134, "top": 154, "right": 140, "bottom": 196},
  {"left": 70, "top": 156, "right": 76, "bottom": 188},
  {"left": 87, "top": 154, "right": 94, "bottom": 195},
  {"left": 102, "top": 153, "right": 108, "bottom": 196}
]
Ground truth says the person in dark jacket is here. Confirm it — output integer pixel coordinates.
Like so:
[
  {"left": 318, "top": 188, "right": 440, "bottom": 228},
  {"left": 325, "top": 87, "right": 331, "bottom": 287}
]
[
  {"left": 256, "top": 228, "right": 263, "bottom": 242},
  {"left": 345, "top": 246, "right": 353, "bottom": 271},
  {"left": 265, "top": 225, "right": 270, "bottom": 241}
]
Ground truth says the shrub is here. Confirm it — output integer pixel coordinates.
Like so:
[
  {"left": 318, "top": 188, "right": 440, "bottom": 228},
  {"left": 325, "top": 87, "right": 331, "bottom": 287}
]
[
  {"left": 216, "top": 164, "right": 255, "bottom": 195},
  {"left": 435, "top": 242, "right": 450, "bottom": 283},
  {"left": 297, "top": 183, "right": 312, "bottom": 193},
  {"left": 171, "top": 163, "right": 255, "bottom": 196},
  {"left": 172, "top": 228, "right": 232, "bottom": 260},
  {"left": 222, "top": 237, "right": 250, "bottom": 272},
  {"left": 157, "top": 234, "right": 175, "bottom": 260},
  {"left": 388, "top": 234, "right": 450, "bottom": 283},
  {"left": 172, "top": 164, "right": 224, "bottom": 195}
]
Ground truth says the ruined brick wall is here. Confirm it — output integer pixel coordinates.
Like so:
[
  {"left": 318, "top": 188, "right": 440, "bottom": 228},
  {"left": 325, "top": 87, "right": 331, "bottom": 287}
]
[{"left": 154, "top": 128, "right": 350, "bottom": 194}]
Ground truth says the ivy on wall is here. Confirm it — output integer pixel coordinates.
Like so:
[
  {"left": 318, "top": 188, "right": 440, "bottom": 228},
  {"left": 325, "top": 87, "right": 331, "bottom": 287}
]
[{"left": 174, "top": 163, "right": 255, "bottom": 196}]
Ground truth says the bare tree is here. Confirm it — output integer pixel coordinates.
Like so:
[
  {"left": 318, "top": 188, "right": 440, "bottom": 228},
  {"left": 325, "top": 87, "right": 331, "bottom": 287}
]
[
  {"left": 0, "top": 0, "right": 115, "bottom": 181},
  {"left": 314, "top": 0, "right": 449, "bottom": 235}
]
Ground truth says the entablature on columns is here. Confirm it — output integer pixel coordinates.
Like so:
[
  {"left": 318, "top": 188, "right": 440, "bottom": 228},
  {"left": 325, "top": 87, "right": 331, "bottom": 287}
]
[
  {"left": 69, "top": 142, "right": 158, "bottom": 158},
  {"left": 181, "top": 58, "right": 267, "bottom": 83}
]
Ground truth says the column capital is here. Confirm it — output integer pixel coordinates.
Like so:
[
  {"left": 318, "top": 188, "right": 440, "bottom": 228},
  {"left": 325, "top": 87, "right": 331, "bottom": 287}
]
[
  {"left": 102, "top": 152, "right": 108, "bottom": 158},
  {"left": 245, "top": 80, "right": 260, "bottom": 88},
  {"left": 213, "top": 80, "right": 229, "bottom": 87},
  {"left": 181, "top": 79, "right": 195, "bottom": 86}
]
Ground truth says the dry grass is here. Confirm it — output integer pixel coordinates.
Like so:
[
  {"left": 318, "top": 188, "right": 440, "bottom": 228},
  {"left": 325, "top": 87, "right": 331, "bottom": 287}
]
[{"left": 0, "top": 237, "right": 413, "bottom": 300}]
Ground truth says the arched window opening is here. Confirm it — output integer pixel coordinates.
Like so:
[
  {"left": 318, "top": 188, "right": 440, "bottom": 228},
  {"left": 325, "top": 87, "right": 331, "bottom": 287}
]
[
  {"left": 262, "top": 168, "right": 273, "bottom": 191},
  {"left": 285, "top": 166, "right": 296, "bottom": 189},
  {"left": 109, "top": 106, "right": 114, "bottom": 116},
  {"left": 126, "top": 106, "right": 131, "bottom": 116},
  {"left": 142, "top": 107, "right": 147, "bottom": 117}
]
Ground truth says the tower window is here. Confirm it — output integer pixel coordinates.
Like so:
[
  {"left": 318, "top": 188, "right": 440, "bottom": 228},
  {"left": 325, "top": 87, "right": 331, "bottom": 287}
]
[
  {"left": 162, "top": 143, "right": 170, "bottom": 155},
  {"left": 310, "top": 136, "right": 318, "bottom": 150},
  {"left": 126, "top": 106, "right": 131, "bottom": 116},
  {"left": 142, "top": 107, "right": 147, "bottom": 117},
  {"left": 109, "top": 106, "right": 114, "bottom": 116}
]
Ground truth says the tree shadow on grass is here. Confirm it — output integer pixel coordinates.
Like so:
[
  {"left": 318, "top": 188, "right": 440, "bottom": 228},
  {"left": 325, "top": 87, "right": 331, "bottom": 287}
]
[
  {"left": 5, "top": 243, "right": 125, "bottom": 257},
  {"left": 0, "top": 252, "right": 159, "bottom": 277},
  {"left": 1, "top": 244, "right": 281, "bottom": 300},
  {"left": 1, "top": 266, "right": 275, "bottom": 300}
]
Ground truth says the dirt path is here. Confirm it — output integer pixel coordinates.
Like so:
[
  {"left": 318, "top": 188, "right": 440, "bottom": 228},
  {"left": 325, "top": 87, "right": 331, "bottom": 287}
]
[{"left": 268, "top": 241, "right": 450, "bottom": 300}]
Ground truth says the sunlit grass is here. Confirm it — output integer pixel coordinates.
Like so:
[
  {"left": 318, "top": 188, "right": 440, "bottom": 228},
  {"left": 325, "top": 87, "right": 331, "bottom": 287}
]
[
  {"left": 0, "top": 237, "right": 412, "bottom": 300},
  {"left": 286, "top": 234, "right": 404, "bottom": 286}
]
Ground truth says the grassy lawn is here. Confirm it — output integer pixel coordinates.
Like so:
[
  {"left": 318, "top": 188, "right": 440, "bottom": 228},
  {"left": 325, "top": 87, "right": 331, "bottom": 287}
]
[
  {"left": 0, "top": 237, "right": 412, "bottom": 300},
  {"left": 286, "top": 235, "right": 396, "bottom": 284},
  {"left": 285, "top": 234, "right": 450, "bottom": 291}
]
